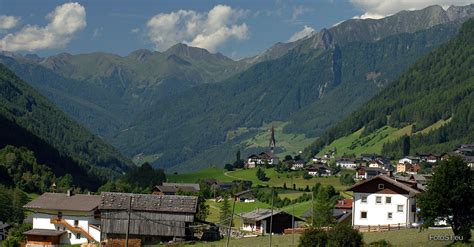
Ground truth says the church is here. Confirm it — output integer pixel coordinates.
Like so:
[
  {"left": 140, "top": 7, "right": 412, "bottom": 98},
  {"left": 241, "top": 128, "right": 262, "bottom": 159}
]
[{"left": 245, "top": 126, "right": 280, "bottom": 168}]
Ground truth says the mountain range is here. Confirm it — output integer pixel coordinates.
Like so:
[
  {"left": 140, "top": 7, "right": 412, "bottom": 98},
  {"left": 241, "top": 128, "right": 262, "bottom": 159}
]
[
  {"left": 1, "top": 4, "right": 473, "bottom": 172},
  {"left": 304, "top": 17, "right": 474, "bottom": 159}
]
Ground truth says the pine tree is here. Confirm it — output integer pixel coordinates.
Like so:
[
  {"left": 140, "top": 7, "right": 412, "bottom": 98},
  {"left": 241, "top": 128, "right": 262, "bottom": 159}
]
[{"left": 219, "top": 196, "right": 233, "bottom": 226}]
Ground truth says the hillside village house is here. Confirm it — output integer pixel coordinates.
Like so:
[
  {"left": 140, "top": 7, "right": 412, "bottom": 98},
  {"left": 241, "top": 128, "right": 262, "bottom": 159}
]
[
  {"left": 0, "top": 221, "right": 10, "bottom": 241},
  {"left": 240, "top": 209, "right": 302, "bottom": 235},
  {"left": 346, "top": 175, "right": 421, "bottom": 228},
  {"left": 100, "top": 192, "right": 197, "bottom": 245},
  {"left": 291, "top": 160, "right": 306, "bottom": 170},
  {"left": 245, "top": 152, "right": 280, "bottom": 168},
  {"left": 23, "top": 191, "right": 101, "bottom": 246},
  {"left": 454, "top": 144, "right": 474, "bottom": 168},
  {"left": 302, "top": 198, "right": 353, "bottom": 224},
  {"left": 336, "top": 158, "right": 358, "bottom": 169},
  {"left": 356, "top": 167, "right": 386, "bottom": 180}
]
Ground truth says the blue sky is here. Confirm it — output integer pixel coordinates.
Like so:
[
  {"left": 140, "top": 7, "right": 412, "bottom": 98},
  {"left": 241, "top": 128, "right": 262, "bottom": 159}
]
[{"left": 0, "top": 0, "right": 472, "bottom": 59}]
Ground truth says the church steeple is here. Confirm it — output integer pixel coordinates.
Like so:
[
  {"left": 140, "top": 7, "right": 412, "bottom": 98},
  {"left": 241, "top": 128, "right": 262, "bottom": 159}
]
[{"left": 269, "top": 125, "right": 276, "bottom": 153}]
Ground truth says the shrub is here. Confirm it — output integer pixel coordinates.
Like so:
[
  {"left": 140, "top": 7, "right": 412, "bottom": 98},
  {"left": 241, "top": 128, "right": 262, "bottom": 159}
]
[
  {"left": 298, "top": 228, "right": 328, "bottom": 247},
  {"left": 327, "top": 223, "right": 363, "bottom": 247}
]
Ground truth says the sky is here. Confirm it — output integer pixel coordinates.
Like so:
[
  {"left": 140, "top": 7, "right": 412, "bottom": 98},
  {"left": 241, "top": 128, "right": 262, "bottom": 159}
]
[{"left": 0, "top": 0, "right": 473, "bottom": 60}]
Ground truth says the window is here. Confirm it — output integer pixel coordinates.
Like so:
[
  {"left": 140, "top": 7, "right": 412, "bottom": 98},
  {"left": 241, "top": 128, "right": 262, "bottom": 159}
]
[
  {"left": 76, "top": 233, "right": 81, "bottom": 239},
  {"left": 68, "top": 233, "right": 72, "bottom": 239},
  {"left": 378, "top": 184, "right": 385, "bottom": 189},
  {"left": 361, "top": 195, "right": 367, "bottom": 203},
  {"left": 376, "top": 196, "right": 382, "bottom": 204},
  {"left": 387, "top": 212, "right": 393, "bottom": 219},
  {"left": 385, "top": 196, "right": 392, "bottom": 204},
  {"left": 360, "top": 211, "right": 367, "bottom": 219},
  {"left": 74, "top": 220, "right": 79, "bottom": 226},
  {"left": 397, "top": 205, "right": 404, "bottom": 212}
]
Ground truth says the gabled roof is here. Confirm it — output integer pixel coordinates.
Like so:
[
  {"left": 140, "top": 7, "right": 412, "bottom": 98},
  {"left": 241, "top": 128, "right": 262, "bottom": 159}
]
[
  {"left": 24, "top": 193, "right": 100, "bottom": 212},
  {"left": 235, "top": 189, "right": 254, "bottom": 197},
  {"left": 240, "top": 208, "right": 303, "bottom": 221},
  {"left": 163, "top": 182, "right": 200, "bottom": 191},
  {"left": 24, "top": 229, "right": 65, "bottom": 236},
  {"left": 346, "top": 175, "right": 421, "bottom": 195},
  {"left": 99, "top": 192, "right": 198, "bottom": 214}
]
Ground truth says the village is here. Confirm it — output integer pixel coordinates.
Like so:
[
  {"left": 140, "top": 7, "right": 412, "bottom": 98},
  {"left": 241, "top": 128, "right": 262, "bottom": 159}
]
[{"left": 3, "top": 128, "right": 472, "bottom": 246}]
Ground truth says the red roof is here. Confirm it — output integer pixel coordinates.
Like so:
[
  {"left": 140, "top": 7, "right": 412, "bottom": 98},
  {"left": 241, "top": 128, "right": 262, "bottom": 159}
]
[{"left": 335, "top": 198, "right": 352, "bottom": 209}]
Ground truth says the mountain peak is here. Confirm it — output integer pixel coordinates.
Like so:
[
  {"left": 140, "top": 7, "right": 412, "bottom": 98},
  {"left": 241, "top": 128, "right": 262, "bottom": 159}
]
[
  {"left": 165, "top": 43, "right": 233, "bottom": 61},
  {"left": 127, "top": 49, "right": 154, "bottom": 63}
]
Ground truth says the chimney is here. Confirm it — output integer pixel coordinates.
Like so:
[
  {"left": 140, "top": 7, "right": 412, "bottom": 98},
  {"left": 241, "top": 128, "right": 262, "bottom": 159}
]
[
  {"left": 386, "top": 170, "right": 393, "bottom": 177},
  {"left": 67, "top": 189, "right": 73, "bottom": 197}
]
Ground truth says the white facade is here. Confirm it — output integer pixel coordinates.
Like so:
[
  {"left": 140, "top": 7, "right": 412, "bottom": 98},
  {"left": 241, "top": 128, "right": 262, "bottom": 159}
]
[
  {"left": 336, "top": 160, "right": 357, "bottom": 169},
  {"left": 31, "top": 210, "right": 100, "bottom": 244},
  {"left": 398, "top": 158, "right": 413, "bottom": 165},
  {"left": 352, "top": 192, "right": 417, "bottom": 227},
  {"left": 291, "top": 163, "right": 304, "bottom": 170}
]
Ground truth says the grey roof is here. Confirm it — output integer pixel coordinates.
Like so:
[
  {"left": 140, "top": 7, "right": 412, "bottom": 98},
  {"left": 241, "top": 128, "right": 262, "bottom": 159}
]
[
  {"left": 240, "top": 208, "right": 302, "bottom": 221},
  {"left": 99, "top": 192, "right": 198, "bottom": 213},
  {"left": 24, "top": 229, "right": 66, "bottom": 236},
  {"left": 346, "top": 175, "right": 421, "bottom": 195},
  {"left": 0, "top": 221, "right": 10, "bottom": 229},
  {"left": 162, "top": 182, "right": 200, "bottom": 191},
  {"left": 24, "top": 193, "right": 100, "bottom": 212},
  {"left": 235, "top": 189, "right": 254, "bottom": 197}
]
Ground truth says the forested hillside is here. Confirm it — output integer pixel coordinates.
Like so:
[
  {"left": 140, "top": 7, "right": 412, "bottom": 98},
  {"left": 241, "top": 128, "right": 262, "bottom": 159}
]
[
  {"left": 0, "top": 64, "right": 133, "bottom": 189},
  {"left": 113, "top": 17, "right": 463, "bottom": 171},
  {"left": 304, "top": 18, "right": 474, "bottom": 159}
]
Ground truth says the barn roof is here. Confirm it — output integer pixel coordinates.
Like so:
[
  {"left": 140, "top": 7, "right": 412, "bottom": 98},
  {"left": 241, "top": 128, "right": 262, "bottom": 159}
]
[
  {"left": 162, "top": 182, "right": 200, "bottom": 191},
  {"left": 24, "top": 193, "right": 100, "bottom": 212},
  {"left": 99, "top": 192, "right": 198, "bottom": 213},
  {"left": 240, "top": 208, "right": 303, "bottom": 222},
  {"left": 346, "top": 175, "right": 421, "bottom": 195},
  {"left": 24, "top": 229, "right": 66, "bottom": 236}
]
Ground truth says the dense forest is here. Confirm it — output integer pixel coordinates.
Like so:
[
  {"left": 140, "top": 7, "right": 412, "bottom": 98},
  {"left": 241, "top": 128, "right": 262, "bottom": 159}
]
[
  {"left": 305, "top": 18, "right": 474, "bottom": 159},
  {"left": 0, "top": 63, "right": 133, "bottom": 190}
]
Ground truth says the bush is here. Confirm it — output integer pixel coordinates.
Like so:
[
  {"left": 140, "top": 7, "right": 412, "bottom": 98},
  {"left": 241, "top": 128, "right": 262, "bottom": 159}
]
[
  {"left": 298, "top": 228, "right": 328, "bottom": 247},
  {"left": 303, "top": 172, "right": 313, "bottom": 180},
  {"left": 327, "top": 223, "right": 363, "bottom": 247}
]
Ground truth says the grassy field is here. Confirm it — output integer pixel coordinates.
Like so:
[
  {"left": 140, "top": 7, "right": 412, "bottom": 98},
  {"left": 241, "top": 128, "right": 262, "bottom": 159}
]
[
  {"left": 240, "top": 121, "right": 317, "bottom": 158},
  {"left": 226, "top": 168, "right": 347, "bottom": 191},
  {"left": 184, "top": 229, "right": 473, "bottom": 247},
  {"left": 167, "top": 167, "right": 233, "bottom": 183},
  {"left": 317, "top": 125, "right": 413, "bottom": 157},
  {"left": 168, "top": 167, "right": 348, "bottom": 192}
]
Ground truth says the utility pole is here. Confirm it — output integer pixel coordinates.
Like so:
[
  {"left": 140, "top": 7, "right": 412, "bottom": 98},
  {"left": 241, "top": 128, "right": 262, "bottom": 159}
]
[
  {"left": 269, "top": 188, "right": 274, "bottom": 247},
  {"left": 125, "top": 195, "right": 132, "bottom": 247},
  {"left": 226, "top": 196, "right": 236, "bottom": 247},
  {"left": 292, "top": 177, "right": 295, "bottom": 247},
  {"left": 311, "top": 187, "right": 314, "bottom": 227}
]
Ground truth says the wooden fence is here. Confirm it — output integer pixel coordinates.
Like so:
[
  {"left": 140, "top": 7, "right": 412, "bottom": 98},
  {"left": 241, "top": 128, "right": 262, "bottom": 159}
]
[{"left": 353, "top": 223, "right": 411, "bottom": 232}]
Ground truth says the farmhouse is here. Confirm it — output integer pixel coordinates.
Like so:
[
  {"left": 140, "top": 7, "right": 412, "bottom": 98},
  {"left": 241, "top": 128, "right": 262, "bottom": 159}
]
[
  {"left": 336, "top": 158, "right": 358, "bottom": 169},
  {"left": 152, "top": 182, "right": 200, "bottom": 195},
  {"left": 346, "top": 175, "right": 421, "bottom": 228},
  {"left": 23, "top": 191, "right": 101, "bottom": 246},
  {"left": 99, "top": 192, "right": 198, "bottom": 245},
  {"left": 291, "top": 160, "right": 306, "bottom": 170},
  {"left": 356, "top": 167, "right": 386, "bottom": 180},
  {"left": 240, "top": 209, "right": 302, "bottom": 235},
  {"left": 302, "top": 198, "right": 353, "bottom": 224},
  {"left": 234, "top": 189, "right": 255, "bottom": 202},
  {"left": 245, "top": 152, "right": 280, "bottom": 168}
]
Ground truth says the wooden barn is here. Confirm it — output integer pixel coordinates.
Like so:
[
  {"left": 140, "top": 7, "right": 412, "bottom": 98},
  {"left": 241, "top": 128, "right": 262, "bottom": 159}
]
[{"left": 99, "top": 192, "right": 198, "bottom": 245}]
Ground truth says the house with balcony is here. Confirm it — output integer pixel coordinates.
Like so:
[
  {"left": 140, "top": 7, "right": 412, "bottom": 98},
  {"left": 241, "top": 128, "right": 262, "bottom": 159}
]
[
  {"left": 346, "top": 175, "right": 421, "bottom": 228},
  {"left": 23, "top": 191, "right": 101, "bottom": 246}
]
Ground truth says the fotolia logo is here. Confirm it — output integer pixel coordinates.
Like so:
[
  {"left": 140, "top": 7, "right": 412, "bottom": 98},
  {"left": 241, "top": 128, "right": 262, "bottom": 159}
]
[{"left": 429, "top": 234, "right": 464, "bottom": 241}]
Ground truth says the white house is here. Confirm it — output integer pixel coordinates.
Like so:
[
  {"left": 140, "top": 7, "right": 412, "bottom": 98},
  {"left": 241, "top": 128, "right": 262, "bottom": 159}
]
[
  {"left": 346, "top": 175, "right": 421, "bottom": 228},
  {"left": 23, "top": 191, "right": 101, "bottom": 246},
  {"left": 245, "top": 152, "right": 280, "bottom": 168},
  {"left": 291, "top": 160, "right": 306, "bottom": 170},
  {"left": 336, "top": 158, "right": 358, "bottom": 169}
]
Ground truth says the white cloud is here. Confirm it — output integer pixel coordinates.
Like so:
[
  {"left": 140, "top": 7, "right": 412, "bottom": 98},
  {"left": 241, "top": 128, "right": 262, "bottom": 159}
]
[
  {"left": 131, "top": 28, "right": 140, "bottom": 33},
  {"left": 0, "top": 15, "right": 20, "bottom": 30},
  {"left": 288, "top": 25, "right": 315, "bottom": 42},
  {"left": 0, "top": 2, "right": 86, "bottom": 52},
  {"left": 146, "top": 5, "right": 249, "bottom": 52},
  {"left": 351, "top": 0, "right": 474, "bottom": 19}
]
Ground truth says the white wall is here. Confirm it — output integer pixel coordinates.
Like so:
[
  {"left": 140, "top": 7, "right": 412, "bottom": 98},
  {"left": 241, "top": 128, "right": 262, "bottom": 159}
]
[
  {"left": 32, "top": 211, "right": 100, "bottom": 244},
  {"left": 352, "top": 192, "right": 417, "bottom": 226}
]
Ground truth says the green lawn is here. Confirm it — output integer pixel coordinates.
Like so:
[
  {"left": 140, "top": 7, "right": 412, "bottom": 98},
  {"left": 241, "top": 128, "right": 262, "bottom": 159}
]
[
  {"left": 226, "top": 168, "right": 347, "bottom": 191},
  {"left": 318, "top": 125, "right": 413, "bottom": 157},
  {"left": 167, "top": 167, "right": 233, "bottom": 183},
  {"left": 185, "top": 229, "right": 473, "bottom": 247}
]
